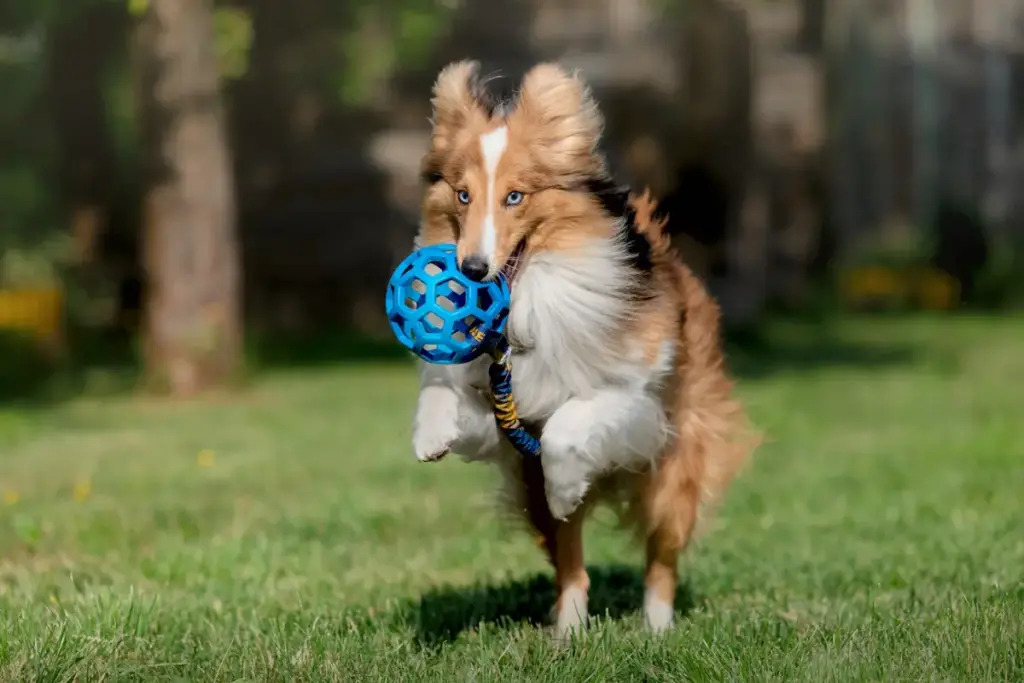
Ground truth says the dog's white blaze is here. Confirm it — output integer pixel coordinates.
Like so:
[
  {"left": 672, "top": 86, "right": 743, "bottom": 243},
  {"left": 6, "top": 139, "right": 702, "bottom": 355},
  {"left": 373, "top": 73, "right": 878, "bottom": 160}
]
[{"left": 479, "top": 126, "right": 508, "bottom": 265}]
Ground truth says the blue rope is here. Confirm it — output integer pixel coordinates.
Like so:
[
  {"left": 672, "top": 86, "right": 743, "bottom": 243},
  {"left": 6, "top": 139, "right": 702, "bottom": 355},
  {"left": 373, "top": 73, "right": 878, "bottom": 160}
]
[{"left": 479, "top": 333, "right": 541, "bottom": 458}]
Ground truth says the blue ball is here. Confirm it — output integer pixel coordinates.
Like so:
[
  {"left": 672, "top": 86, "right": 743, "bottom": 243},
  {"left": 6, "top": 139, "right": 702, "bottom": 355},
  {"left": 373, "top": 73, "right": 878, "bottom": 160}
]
[{"left": 385, "top": 243, "right": 511, "bottom": 364}]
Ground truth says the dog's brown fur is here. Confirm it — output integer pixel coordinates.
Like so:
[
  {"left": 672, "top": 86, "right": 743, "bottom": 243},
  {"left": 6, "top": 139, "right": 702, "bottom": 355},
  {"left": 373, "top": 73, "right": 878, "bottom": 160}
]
[
  {"left": 417, "top": 61, "right": 758, "bottom": 633},
  {"left": 512, "top": 188, "right": 758, "bottom": 618}
]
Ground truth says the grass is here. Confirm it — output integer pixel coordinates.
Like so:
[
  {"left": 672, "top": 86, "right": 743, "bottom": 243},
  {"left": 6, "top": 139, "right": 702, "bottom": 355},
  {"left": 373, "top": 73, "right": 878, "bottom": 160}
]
[{"left": 1, "top": 315, "right": 1023, "bottom": 681}]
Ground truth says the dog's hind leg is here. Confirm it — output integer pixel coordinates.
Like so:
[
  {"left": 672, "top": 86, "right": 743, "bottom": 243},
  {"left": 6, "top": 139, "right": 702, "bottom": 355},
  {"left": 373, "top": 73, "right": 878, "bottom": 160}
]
[{"left": 641, "top": 437, "right": 701, "bottom": 633}]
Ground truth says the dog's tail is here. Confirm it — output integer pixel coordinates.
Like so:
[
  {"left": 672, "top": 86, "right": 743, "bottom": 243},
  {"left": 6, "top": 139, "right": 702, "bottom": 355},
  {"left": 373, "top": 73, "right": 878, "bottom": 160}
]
[{"left": 628, "top": 188, "right": 672, "bottom": 260}]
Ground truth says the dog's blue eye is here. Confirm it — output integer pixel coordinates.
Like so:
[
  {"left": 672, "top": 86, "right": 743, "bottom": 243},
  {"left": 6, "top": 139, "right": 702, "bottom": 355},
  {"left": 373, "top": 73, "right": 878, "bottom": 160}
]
[
  {"left": 505, "top": 191, "right": 524, "bottom": 206},
  {"left": 456, "top": 190, "right": 471, "bottom": 204}
]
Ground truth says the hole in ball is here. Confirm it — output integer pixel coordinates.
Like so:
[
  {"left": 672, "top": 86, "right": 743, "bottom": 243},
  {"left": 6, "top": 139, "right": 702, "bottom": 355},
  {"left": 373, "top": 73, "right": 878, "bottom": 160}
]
[
  {"left": 404, "top": 297, "right": 419, "bottom": 310},
  {"left": 424, "top": 312, "right": 444, "bottom": 330},
  {"left": 436, "top": 294, "right": 456, "bottom": 312},
  {"left": 449, "top": 281, "right": 466, "bottom": 295},
  {"left": 424, "top": 262, "right": 443, "bottom": 277},
  {"left": 452, "top": 330, "right": 466, "bottom": 342},
  {"left": 411, "top": 278, "right": 427, "bottom": 294}
]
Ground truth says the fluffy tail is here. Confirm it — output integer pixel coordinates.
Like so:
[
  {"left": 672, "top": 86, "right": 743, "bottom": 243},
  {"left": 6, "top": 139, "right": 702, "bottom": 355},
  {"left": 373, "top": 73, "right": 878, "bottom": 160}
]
[{"left": 628, "top": 188, "right": 672, "bottom": 259}]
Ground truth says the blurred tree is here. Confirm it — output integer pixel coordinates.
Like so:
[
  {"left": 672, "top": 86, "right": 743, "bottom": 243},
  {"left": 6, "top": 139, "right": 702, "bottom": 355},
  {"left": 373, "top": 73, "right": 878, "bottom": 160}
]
[
  {"left": 797, "top": 0, "right": 826, "bottom": 54},
  {"left": 132, "top": 0, "right": 241, "bottom": 395}
]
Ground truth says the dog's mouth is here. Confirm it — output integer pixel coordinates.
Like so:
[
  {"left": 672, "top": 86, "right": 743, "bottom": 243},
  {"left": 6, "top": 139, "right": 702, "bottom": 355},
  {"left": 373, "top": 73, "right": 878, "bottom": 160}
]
[{"left": 500, "top": 240, "right": 527, "bottom": 286}]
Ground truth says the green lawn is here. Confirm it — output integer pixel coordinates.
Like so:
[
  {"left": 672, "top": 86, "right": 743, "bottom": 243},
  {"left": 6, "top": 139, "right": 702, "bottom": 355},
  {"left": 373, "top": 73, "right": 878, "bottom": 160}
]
[{"left": 1, "top": 316, "right": 1022, "bottom": 681}]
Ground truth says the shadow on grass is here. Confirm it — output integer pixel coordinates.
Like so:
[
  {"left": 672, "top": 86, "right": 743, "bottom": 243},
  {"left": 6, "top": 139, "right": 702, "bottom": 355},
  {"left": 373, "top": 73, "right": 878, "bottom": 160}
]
[
  {"left": 0, "top": 326, "right": 414, "bottom": 409},
  {"left": 247, "top": 315, "right": 926, "bottom": 382},
  {"left": 0, "top": 329, "right": 140, "bottom": 408},
  {"left": 246, "top": 329, "right": 412, "bottom": 370},
  {"left": 404, "top": 563, "right": 697, "bottom": 647},
  {"left": 723, "top": 318, "right": 920, "bottom": 380}
]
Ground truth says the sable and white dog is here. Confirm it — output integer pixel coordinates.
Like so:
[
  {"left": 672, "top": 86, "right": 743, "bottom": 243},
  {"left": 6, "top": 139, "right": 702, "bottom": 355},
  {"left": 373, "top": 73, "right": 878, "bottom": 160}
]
[{"left": 411, "top": 61, "right": 756, "bottom": 638}]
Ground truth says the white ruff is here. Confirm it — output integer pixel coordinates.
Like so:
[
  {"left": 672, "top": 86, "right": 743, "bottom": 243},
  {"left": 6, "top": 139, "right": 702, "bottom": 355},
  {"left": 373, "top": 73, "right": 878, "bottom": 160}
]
[
  {"left": 412, "top": 234, "right": 675, "bottom": 520},
  {"left": 506, "top": 238, "right": 654, "bottom": 421}
]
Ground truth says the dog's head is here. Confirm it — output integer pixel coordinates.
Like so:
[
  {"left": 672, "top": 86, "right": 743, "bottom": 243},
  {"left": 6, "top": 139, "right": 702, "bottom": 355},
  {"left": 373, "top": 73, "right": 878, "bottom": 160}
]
[{"left": 418, "top": 61, "right": 612, "bottom": 283}]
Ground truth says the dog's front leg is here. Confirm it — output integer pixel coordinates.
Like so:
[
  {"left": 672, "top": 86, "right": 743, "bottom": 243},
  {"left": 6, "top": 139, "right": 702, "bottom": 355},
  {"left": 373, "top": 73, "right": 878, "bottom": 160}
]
[
  {"left": 413, "top": 360, "right": 499, "bottom": 462},
  {"left": 541, "top": 388, "right": 669, "bottom": 520}
]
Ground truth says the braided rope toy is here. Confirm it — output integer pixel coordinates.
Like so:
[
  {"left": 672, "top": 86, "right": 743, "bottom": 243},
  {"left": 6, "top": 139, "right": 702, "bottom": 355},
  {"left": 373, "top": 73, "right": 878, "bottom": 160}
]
[
  {"left": 386, "top": 244, "right": 540, "bottom": 457},
  {"left": 476, "top": 330, "right": 541, "bottom": 458}
]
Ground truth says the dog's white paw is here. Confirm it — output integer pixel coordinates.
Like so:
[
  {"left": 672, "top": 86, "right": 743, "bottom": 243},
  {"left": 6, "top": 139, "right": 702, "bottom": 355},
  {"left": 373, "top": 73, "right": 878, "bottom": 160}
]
[
  {"left": 644, "top": 589, "right": 675, "bottom": 634},
  {"left": 545, "top": 477, "right": 589, "bottom": 521},
  {"left": 553, "top": 585, "right": 589, "bottom": 644},
  {"left": 413, "top": 423, "right": 457, "bottom": 462},
  {"left": 413, "top": 387, "right": 460, "bottom": 462},
  {"left": 541, "top": 420, "right": 593, "bottom": 521}
]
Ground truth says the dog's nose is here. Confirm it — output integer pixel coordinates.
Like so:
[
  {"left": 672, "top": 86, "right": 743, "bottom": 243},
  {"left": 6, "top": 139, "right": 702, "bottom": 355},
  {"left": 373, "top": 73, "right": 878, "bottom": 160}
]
[{"left": 459, "top": 255, "right": 489, "bottom": 282}]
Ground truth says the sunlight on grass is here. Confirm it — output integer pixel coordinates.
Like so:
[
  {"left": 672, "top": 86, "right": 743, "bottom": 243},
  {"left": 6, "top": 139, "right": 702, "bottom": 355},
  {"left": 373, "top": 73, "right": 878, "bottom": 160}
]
[{"left": 1, "top": 316, "right": 1022, "bottom": 681}]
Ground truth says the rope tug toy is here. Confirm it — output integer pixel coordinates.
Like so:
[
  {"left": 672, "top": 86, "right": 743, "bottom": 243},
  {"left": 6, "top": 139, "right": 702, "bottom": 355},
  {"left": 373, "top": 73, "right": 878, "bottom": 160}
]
[
  {"left": 386, "top": 243, "right": 540, "bottom": 457},
  {"left": 479, "top": 332, "right": 542, "bottom": 458}
]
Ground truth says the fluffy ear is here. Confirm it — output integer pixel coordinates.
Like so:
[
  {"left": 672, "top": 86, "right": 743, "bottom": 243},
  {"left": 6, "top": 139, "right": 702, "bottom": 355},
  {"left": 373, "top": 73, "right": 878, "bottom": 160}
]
[
  {"left": 429, "top": 60, "right": 487, "bottom": 151},
  {"left": 422, "top": 60, "right": 492, "bottom": 183},
  {"left": 514, "top": 63, "right": 605, "bottom": 179}
]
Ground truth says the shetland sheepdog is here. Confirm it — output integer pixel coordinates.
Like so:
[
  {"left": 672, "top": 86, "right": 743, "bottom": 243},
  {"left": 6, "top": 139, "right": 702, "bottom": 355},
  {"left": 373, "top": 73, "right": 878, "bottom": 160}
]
[{"left": 411, "top": 61, "right": 757, "bottom": 638}]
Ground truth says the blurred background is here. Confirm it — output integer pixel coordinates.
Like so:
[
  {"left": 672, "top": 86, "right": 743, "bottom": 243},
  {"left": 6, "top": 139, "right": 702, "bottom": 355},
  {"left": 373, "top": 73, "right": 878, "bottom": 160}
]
[
  {"left": 3, "top": 4, "right": 1024, "bottom": 676},
  {"left": 1, "top": 0, "right": 1023, "bottom": 398}
]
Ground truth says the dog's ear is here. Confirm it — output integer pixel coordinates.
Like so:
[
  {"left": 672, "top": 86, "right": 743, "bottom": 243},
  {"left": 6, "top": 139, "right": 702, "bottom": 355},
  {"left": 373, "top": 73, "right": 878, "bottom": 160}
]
[
  {"left": 514, "top": 63, "right": 605, "bottom": 179},
  {"left": 422, "top": 60, "right": 493, "bottom": 183},
  {"left": 430, "top": 61, "right": 488, "bottom": 152}
]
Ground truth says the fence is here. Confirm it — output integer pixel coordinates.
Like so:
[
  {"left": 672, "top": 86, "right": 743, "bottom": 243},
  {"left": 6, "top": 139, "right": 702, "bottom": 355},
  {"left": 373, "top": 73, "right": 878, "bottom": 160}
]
[
  {"left": 2, "top": 0, "right": 1023, "bottom": 340},
  {"left": 828, "top": 0, "right": 1024, "bottom": 251}
]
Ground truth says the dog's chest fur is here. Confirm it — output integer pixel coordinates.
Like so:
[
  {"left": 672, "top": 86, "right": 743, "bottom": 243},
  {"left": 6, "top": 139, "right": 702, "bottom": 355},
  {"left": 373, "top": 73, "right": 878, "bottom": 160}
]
[{"left": 494, "top": 240, "right": 667, "bottom": 424}]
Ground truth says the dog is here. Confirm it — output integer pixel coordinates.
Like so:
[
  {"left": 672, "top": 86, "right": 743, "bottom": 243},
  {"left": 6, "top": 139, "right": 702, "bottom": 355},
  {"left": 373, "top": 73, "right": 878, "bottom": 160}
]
[{"left": 411, "top": 61, "right": 757, "bottom": 639}]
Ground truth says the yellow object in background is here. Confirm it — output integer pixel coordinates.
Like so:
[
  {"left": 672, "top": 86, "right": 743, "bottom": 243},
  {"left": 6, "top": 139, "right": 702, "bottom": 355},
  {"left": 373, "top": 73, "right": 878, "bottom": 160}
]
[
  {"left": 910, "top": 268, "right": 959, "bottom": 310},
  {"left": 839, "top": 266, "right": 907, "bottom": 308},
  {"left": 0, "top": 288, "right": 64, "bottom": 350},
  {"left": 839, "top": 266, "right": 959, "bottom": 311},
  {"left": 197, "top": 449, "right": 216, "bottom": 468},
  {"left": 842, "top": 266, "right": 904, "bottom": 299},
  {"left": 72, "top": 479, "right": 92, "bottom": 502}
]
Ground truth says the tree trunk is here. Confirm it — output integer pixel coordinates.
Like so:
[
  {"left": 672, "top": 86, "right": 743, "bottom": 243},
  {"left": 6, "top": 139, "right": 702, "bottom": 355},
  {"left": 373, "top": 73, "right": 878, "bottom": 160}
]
[{"left": 134, "top": 0, "right": 242, "bottom": 395}]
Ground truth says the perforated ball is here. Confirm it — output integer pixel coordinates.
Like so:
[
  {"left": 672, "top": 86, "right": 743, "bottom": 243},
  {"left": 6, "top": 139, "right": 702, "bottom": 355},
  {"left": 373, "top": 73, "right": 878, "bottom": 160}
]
[{"left": 385, "top": 243, "right": 511, "bottom": 364}]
